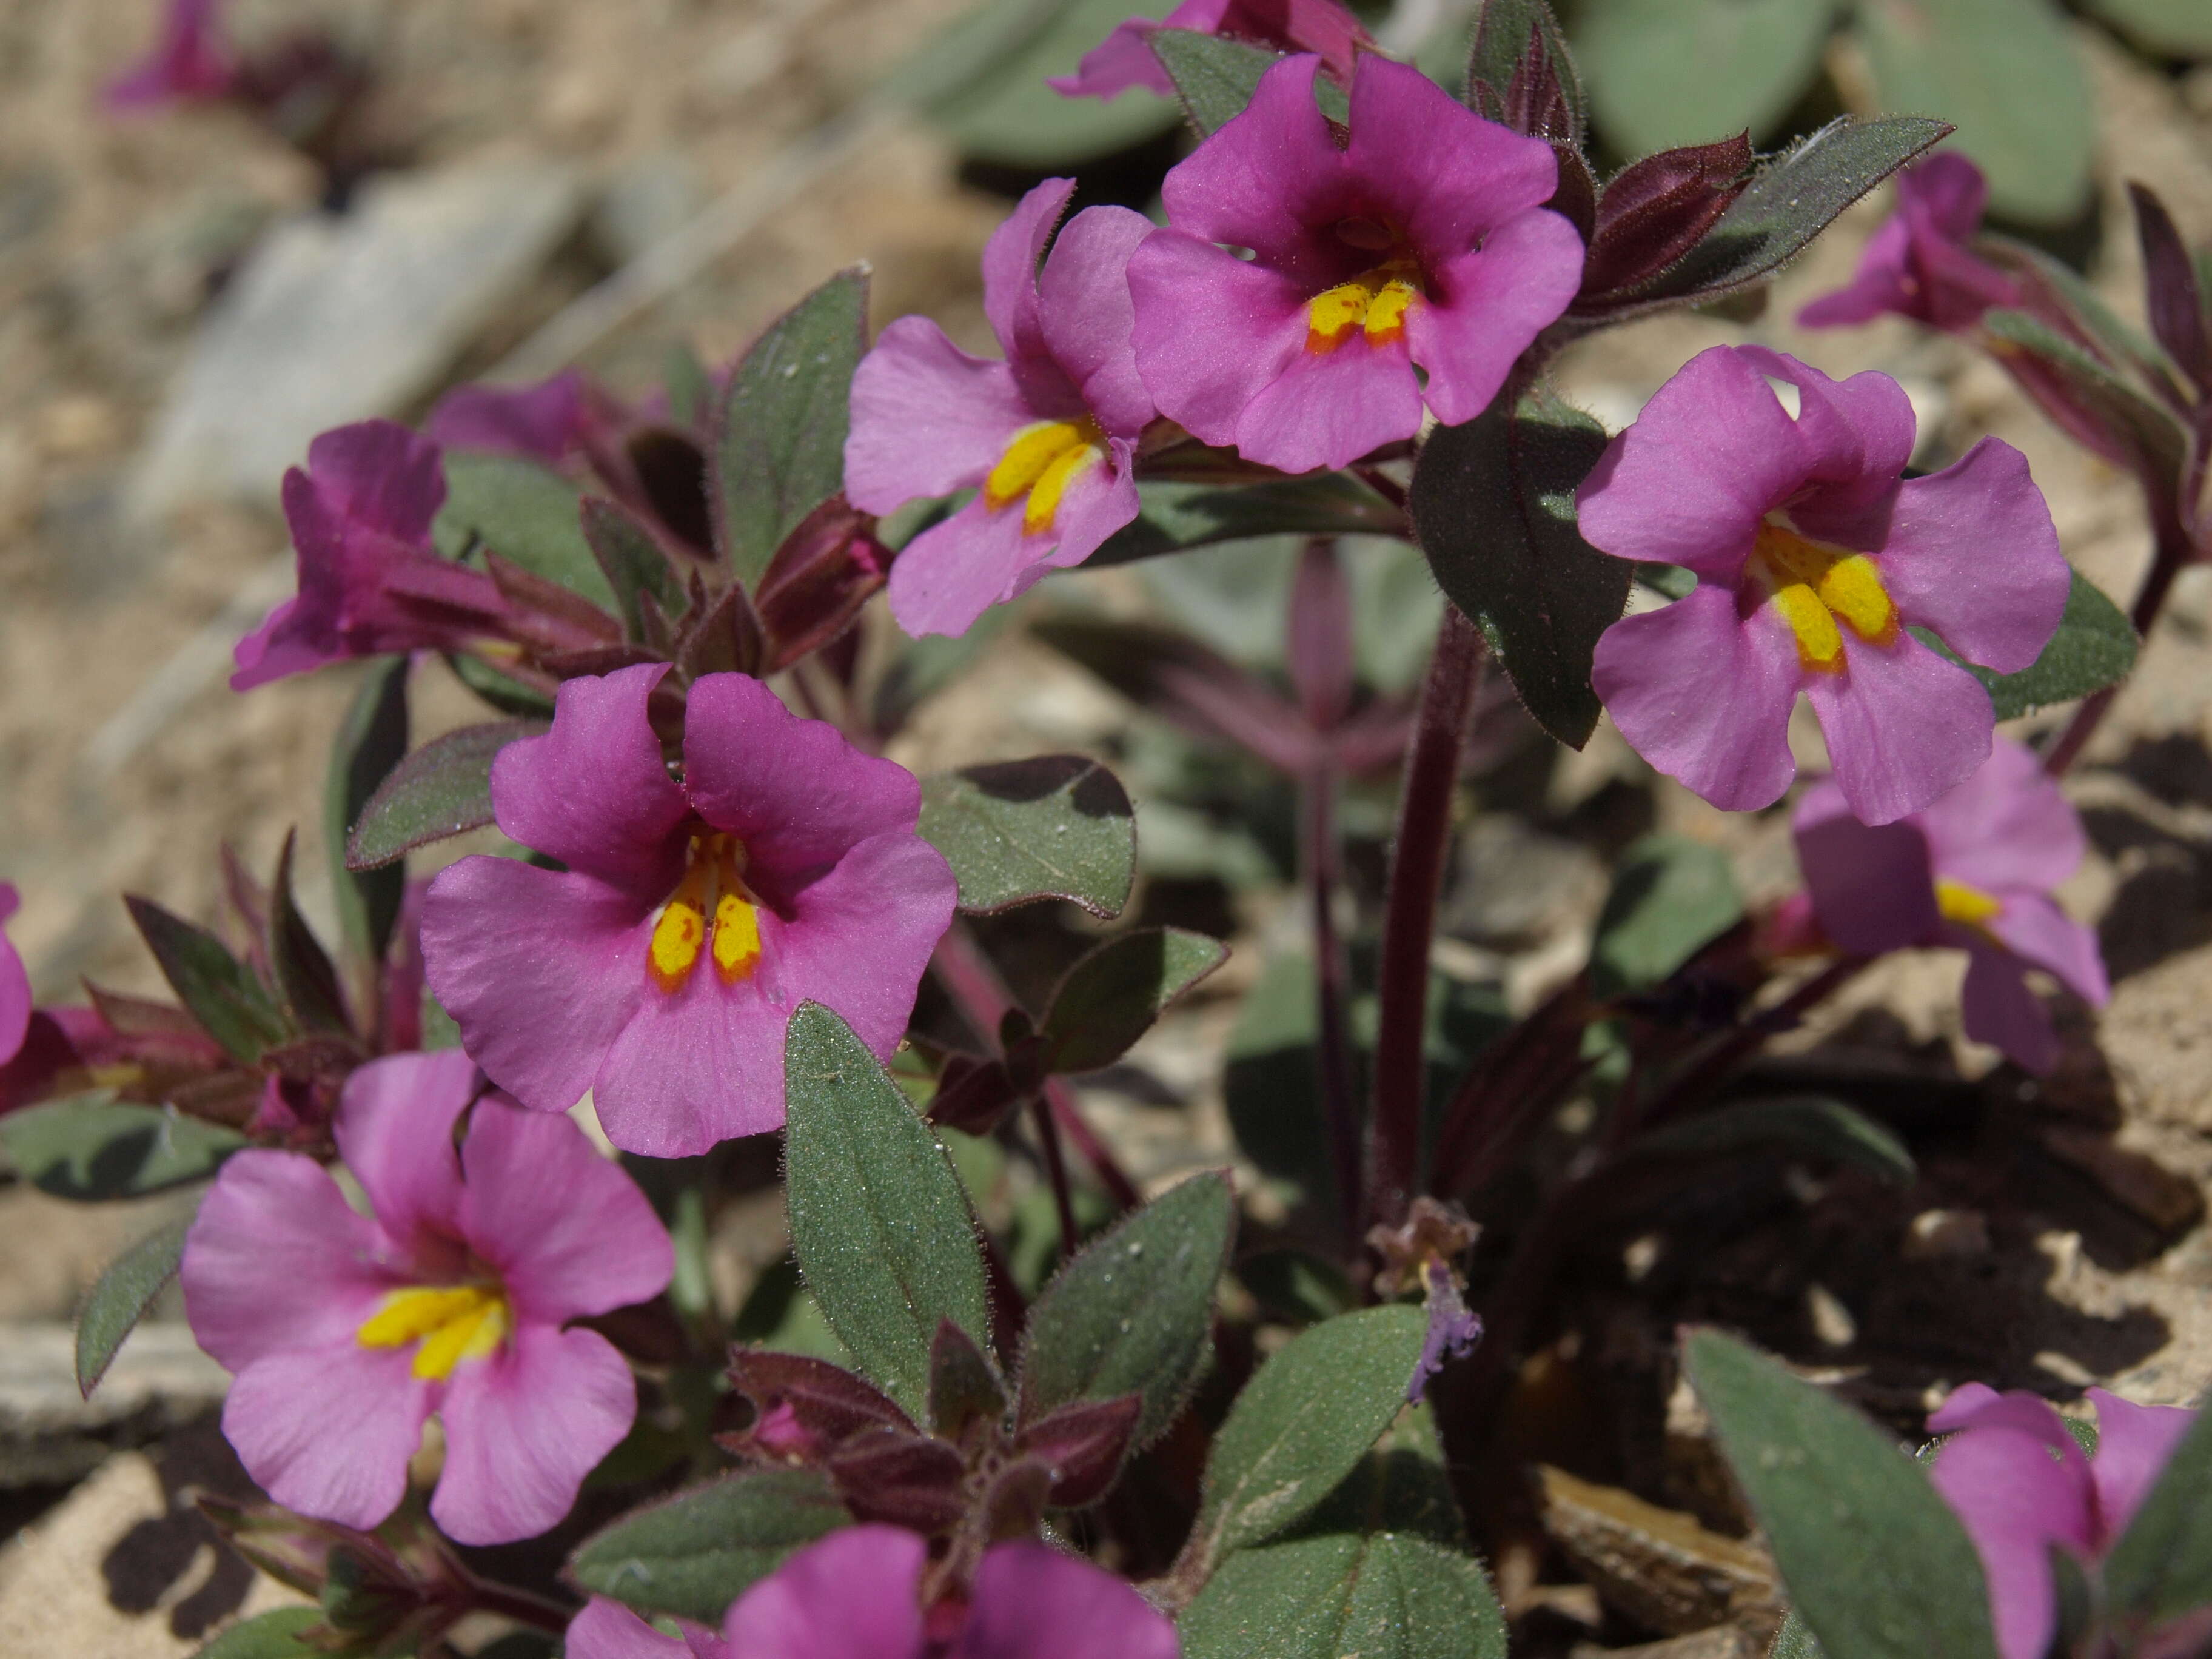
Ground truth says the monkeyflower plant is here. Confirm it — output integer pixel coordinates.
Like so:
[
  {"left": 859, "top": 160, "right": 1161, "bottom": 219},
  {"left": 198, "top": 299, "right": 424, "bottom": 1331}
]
[{"left": 13, "top": 5, "right": 2207, "bottom": 1659}]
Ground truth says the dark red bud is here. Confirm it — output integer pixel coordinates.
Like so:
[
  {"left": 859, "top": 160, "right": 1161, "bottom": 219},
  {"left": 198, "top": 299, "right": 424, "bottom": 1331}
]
[
  {"left": 1014, "top": 1393, "right": 1143, "bottom": 1509},
  {"left": 825, "top": 1427, "right": 970, "bottom": 1533},
  {"left": 756, "top": 495, "right": 888, "bottom": 673},
  {"left": 1580, "top": 134, "right": 1754, "bottom": 303},
  {"left": 723, "top": 1350, "right": 916, "bottom": 1464}
]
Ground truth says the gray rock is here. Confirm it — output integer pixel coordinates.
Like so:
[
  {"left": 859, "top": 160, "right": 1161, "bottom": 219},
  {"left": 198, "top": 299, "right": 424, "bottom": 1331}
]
[
  {"left": 1444, "top": 816, "right": 1606, "bottom": 950},
  {"left": 590, "top": 151, "right": 706, "bottom": 267},
  {"left": 0, "top": 1322, "right": 228, "bottom": 1487},
  {"left": 129, "top": 159, "right": 582, "bottom": 518}
]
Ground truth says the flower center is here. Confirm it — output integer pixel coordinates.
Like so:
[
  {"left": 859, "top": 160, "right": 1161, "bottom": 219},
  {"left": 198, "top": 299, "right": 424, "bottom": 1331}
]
[
  {"left": 357, "top": 1283, "right": 511, "bottom": 1381},
  {"left": 1749, "top": 520, "right": 1897, "bottom": 671},
  {"left": 985, "top": 418, "right": 1107, "bottom": 536},
  {"left": 1936, "top": 876, "right": 2005, "bottom": 933},
  {"left": 1305, "top": 259, "right": 1422, "bottom": 354},
  {"left": 649, "top": 831, "right": 762, "bottom": 993}
]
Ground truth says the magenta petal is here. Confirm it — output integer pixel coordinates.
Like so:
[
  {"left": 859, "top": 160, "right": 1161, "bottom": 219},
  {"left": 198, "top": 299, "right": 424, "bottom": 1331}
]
[
  {"left": 1411, "top": 212, "right": 1585, "bottom": 426},
  {"left": 957, "top": 1541, "right": 1179, "bottom": 1659},
  {"left": 984, "top": 179, "right": 1077, "bottom": 372},
  {"left": 1734, "top": 347, "right": 1916, "bottom": 492},
  {"left": 491, "top": 665, "right": 689, "bottom": 891},
  {"left": 1798, "top": 216, "right": 1916, "bottom": 329},
  {"left": 456, "top": 1096, "right": 672, "bottom": 1326},
  {"left": 1343, "top": 52, "right": 1559, "bottom": 258},
  {"left": 1877, "top": 439, "right": 2068, "bottom": 675},
  {"left": 1127, "top": 233, "right": 1310, "bottom": 451},
  {"left": 1575, "top": 347, "right": 1811, "bottom": 578},
  {"left": 1805, "top": 632, "right": 1992, "bottom": 826},
  {"left": 680, "top": 674, "right": 928, "bottom": 876},
  {"left": 723, "top": 1526, "right": 928, "bottom": 1659},
  {"left": 1918, "top": 738, "right": 2084, "bottom": 892},
  {"left": 230, "top": 598, "right": 337, "bottom": 690},
  {"left": 432, "top": 1326, "right": 636, "bottom": 1545},
  {"left": 0, "top": 883, "right": 27, "bottom": 1064},
  {"left": 568, "top": 1598, "right": 726, "bottom": 1659},
  {"left": 1592, "top": 585, "right": 1801, "bottom": 812},
  {"left": 183, "top": 1151, "right": 399, "bottom": 1372},
  {"left": 1037, "top": 206, "right": 1158, "bottom": 437},
  {"left": 421, "top": 860, "right": 653, "bottom": 1118},
  {"left": 1050, "top": 16, "right": 1176, "bottom": 99},
  {"left": 333, "top": 1051, "right": 477, "bottom": 1256},
  {"left": 1959, "top": 942, "right": 2060, "bottom": 1073},
  {"left": 306, "top": 420, "right": 447, "bottom": 545},
  {"left": 1930, "top": 1424, "right": 2096, "bottom": 1659},
  {"left": 427, "top": 372, "right": 588, "bottom": 464},
  {"left": 1158, "top": 55, "right": 1345, "bottom": 272},
  {"left": 1233, "top": 331, "right": 1426, "bottom": 474},
  {"left": 223, "top": 1344, "right": 429, "bottom": 1532},
  {"left": 886, "top": 497, "right": 1045, "bottom": 639},
  {"left": 1791, "top": 782, "right": 1939, "bottom": 957},
  {"left": 2086, "top": 1389, "right": 2197, "bottom": 1547},
  {"left": 1985, "top": 891, "right": 2108, "bottom": 1008},
  {"left": 844, "top": 320, "right": 1034, "bottom": 514},
  {"left": 1905, "top": 152, "right": 1992, "bottom": 239},
  {"left": 594, "top": 976, "right": 791, "bottom": 1156}
]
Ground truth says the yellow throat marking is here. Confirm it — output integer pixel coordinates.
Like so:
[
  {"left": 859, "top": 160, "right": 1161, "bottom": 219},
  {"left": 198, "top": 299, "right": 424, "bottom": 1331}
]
[
  {"left": 1936, "top": 876, "right": 2005, "bottom": 931},
  {"left": 985, "top": 418, "right": 1107, "bottom": 537},
  {"left": 649, "top": 833, "right": 762, "bottom": 993},
  {"left": 357, "top": 1284, "right": 511, "bottom": 1380},
  {"left": 1750, "top": 520, "right": 1898, "bottom": 672},
  {"left": 1306, "top": 261, "right": 1421, "bottom": 354}
]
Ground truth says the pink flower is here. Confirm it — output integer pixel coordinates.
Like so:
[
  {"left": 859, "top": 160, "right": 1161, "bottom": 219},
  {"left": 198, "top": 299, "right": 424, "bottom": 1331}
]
[
  {"left": 180, "top": 1050, "right": 671, "bottom": 1545},
  {"left": 0, "top": 884, "right": 27, "bottom": 1067},
  {"left": 104, "top": 0, "right": 235, "bottom": 110},
  {"left": 232, "top": 422, "right": 511, "bottom": 690},
  {"left": 1581, "top": 346, "right": 2070, "bottom": 825},
  {"left": 1798, "top": 155, "right": 2023, "bottom": 334},
  {"left": 1124, "top": 53, "right": 1582, "bottom": 475},
  {"left": 567, "top": 1526, "right": 1179, "bottom": 1659},
  {"left": 846, "top": 180, "right": 1156, "bottom": 638},
  {"left": 1928, "top": 1383, "right": 2196, "bottom": 1659},
  {"left": 419, "top": 664, "right": 956, "bottom": 1156},
  {"left": 424, "top": 371, "right": 597, "bottom": 466},
  {"left": 1792, "top": 737, "right": 2108, "bottom": 1073},
  {"left": 1050, "top": 0, "right": 1370, "bottom": 101}
]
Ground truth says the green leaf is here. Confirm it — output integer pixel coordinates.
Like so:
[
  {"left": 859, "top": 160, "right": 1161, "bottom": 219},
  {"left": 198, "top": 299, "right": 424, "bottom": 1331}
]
[
  {"left": 2099, "top": 1397, "right": 2212, "bottom": 1625},
  {"left": 1909, "top": 569, "right": 2139, "bottom": 722},
  {"left": 665, "top": 340, "right": 713, "bottom": 430},
  {"left": 77, "top": 1211, "right": 195, "bottom": 1396},
  {"left": 918, "top": 756, "right": 1137, "bottom": 918},
  {"left": 446, "top": 650, "right": 558, "bottom": 719},
  {"left": 1224, "top": 951, "right": 1335, "bottom": 1212},
  {"left": 2084, "top": 0, "right": 2212, "bottom": 55},
  {"left": 1149, "top": 28, "right": 1282, "bottom": 136},
  {"left": 583, "top": 497, "right": 686, "bottom": 643},
  {"left": 1623, "top": 115, "right": 1950, "bottom": 310},
  {"left": 1182, "top": 1430, "right": 1507, "bottom": 1659},
  {"left": 1040, "top": 927, "right": 1228, "bottom": 1075},
  {"left": 567, "top": 1468, "right": 848, "bottom": 1623},
  {"left": 192, "top": 1608, "right": 327, "bottom": 1659},
  {"left": 1019, "top": 1170, "right": 1235, "bottom": 1447},
  {"left": 1193, "top": 1304, "right": 1429, "bottom": 1565},
  {"left": 1573, "top": 0, "right": 1831, "bottom": 152},
  {"left": 1, "top": 1097, "right": 246, "bottom": 1201},
  {"left": 783, "top": 1003, "right": 990, "bottom": 1419},
  {"left": 1090, "top": 477, "right": 1404, "bottom": 568},
  {"left": 1772, "top": 1611, "right": 1826, "bottom": 1659},
  {"left": 435, "top": 451, "right": 616, "bottom": 611},
  {"left": 1469, "top": 0, "right": 1586, "bottom": 138},
  {"left": 1684, "top": 1329, "right": 1999, "bottom": 1659},
  {"left": 123, "top": 897, "right": 288, "bottom": 1065},
  {"left": 713, "top": 267, "right": 867, "bottom": 588},
  {"left": 1855, "top": 0, "right": 2091, "bottom": 226},
  {"left": 267, "top": 832, "right": 350, "bottom": 1038},
  {"left": 731, "top": 1256, "right": 851, "bottom": 1365},
  {"left": 1409, "top": 388, "right": 1627, "bottom": 749},
  {"left": 324, "top": 660, "right": 408, "bottom": 973},
  {"left": 1630, "top": 1096, "right": 1915, "bottom": 1184},
  {"left": 345, "top": 721, "right": 545, "bottom": 870},
  {"left": 1589, "top": 834, "right": 1742, "bottom": 999}
]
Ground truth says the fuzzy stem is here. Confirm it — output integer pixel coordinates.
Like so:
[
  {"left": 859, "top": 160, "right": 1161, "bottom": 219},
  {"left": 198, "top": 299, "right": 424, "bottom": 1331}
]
[
  {"left": 1300, "top": 763, "right": 1362, "bottom": 1244},
  {"left": 1363, "top": 606, "right": 1484, "bottom": 1233},
  {"left": 1028, "top": 1091, "right": 1080, "bottom": 1259}
]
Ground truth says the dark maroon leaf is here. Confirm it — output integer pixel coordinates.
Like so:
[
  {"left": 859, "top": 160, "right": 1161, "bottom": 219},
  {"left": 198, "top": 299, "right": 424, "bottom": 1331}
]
[
  {"left": 675, "top": 577, "right": 765, "bottom": 682},
  {"left": 267, "top": 832, "right": 353, "bottom": 1039},
  {"left": 1583, "top": 135, "right": 1754, "bottom": 302},
  {"left": 2130, "top": 182, "right": 2211, "bottom": 395},
  {"left": 927, "top": 1054, "right": 1024, "bottom": 1134},
  {"left": 484, "top": 551, "right": 623, "bottom": 651},
  {"left": 928, "top": 1319, "right": 1007, "bottom": 1443},
  {"left": 823, "top": 1427, "right": 969, "bottom": 1533},
  {"left": 1469, "top": 0, "right": 1584, "bottom": 146},
  {"left": 625, "top": 426, "right": 715, "bottom": 556},
  {"left": 725, "top": 1350, "right": 916, "bottom": 1463},
  {"left": 756, "top": 495, "right": 888, "bottom": 672},
  {"left": 1014, "top": 1393, "right": 1144, "bottom": 1509}
]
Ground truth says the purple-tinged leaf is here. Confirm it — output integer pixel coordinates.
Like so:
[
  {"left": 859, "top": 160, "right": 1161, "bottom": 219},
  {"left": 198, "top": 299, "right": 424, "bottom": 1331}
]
[
  {"left": 823, "top": 1426, "right": 970, "bottom": 1533},
  {"left": 267, "top": 831, "right": 352, "bottom": 1039},
  {"left": 927, "top": 1053, "right": 1023, "bottom": 1134},
  {"left": 674, "top": 577, "right": 765, "bottom": 683},
  {"left": 1015, "top": 1392, "right": 1143, "bottom": 1509},
  {"left": 1039, "top": 928, "right": 1228, "bottom": 1077},
  {"left": 1468, "top": 0, "right": 1585, "bottom": 145},
  {"left": 123, "top": 896, "right": 288, "bottom": 1065},
  {"left": 2130, "top": 182, "right": 2212, "bottom": 395},
  {"left": 581, "top": 495, "right": 688, "bottom": 644},
  {"left": 756, "top": 495, "right": 888, "bottom": 672},
  {"left": 724, "top": 1349, "right": 917, "bottom": 1462},
  {"left": 1581, "top": 134, "right": 1753, "bottom": 302}
]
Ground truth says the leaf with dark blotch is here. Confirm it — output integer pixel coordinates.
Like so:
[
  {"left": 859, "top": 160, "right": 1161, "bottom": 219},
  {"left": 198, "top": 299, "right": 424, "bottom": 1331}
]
[
  {"left": 124, "top": 896, "right": 289, "bottom": 1065},
  {"left": 928, "top": 1318, "right": 1007, "bottom": 1442},
  {"left": 435, "top": 451, "right": 617, "bottom": 611},
  {"left": 2130, "top": 183, "right": 2212, "bottom": 396},
  {"left": 1090, "top": 475, "right": 1402, "bottom": 568},
  {"left": 0, "top": 1096, "right": 246, "bottom": 1202},
  {"left": 1911, "top": 569, "right": 2139, "bottom": 722},
  {"left": 1019, "top": 1170, "right": 1235, "bottom": 1448},
  {"left": 1580, "top": 133, "right": 1753, "bottom": 302},
  {"left": 1409, "top": 388, "right": 1626, "bottom": 749},
  {"left": 2100, "top": 1399, "right": 2212, "bottom": 1625},
  {"left": 783, "top": 1004, "right": 991, "bottom": 1421},
  {"left": 823, "top": 1427, "right": 970, "bottom": 1533},
  {"left": 566, "top": 1468, "right": 848, "bottom": 1622},
  {"left": 725, "top": 1349, "right": 916, "bottom": 1455},
  {"left": 1609, "top": 115, "right": 1951, "bottom": 315},
  {"left": 1630, "top": 1096, "right": 1915, "bottom": 1185},
  {"left": 1150, "top": 30, "right": 1281, "bottom": 136},
  {"left": 627, "top": 427, "right": 716, "bottom": 555},
  {"left": 1684, "top": 1329, "right": 1999, "bottom": 1659},
  {"left": 324, "top": 659, "right": 408, "bottom": 975},
  {"left": 1468, "top": 0, "right": 1584, "bottom": 143},
  {"left": 268, "top": 831, "right": 352, "bottom": 1038},
  {"left": 583, "top": 496, "right": 689, "bottom": 643},
  {"left": 918, "top": 756, "right": 1137, "bottom": 918},
  {"left": 713, "top": 267, "right": 868, "bottom": 587},
  {"left": 674, "top": 579, "right": 765, "bottom": 682},
  {"left": 1016, "top": 1393, "right": 1143, "bottom": 1509},
  {"left": 346, "top": 721, "right": 545, "bottom": 871},
  {"left": 1192, "top": 1305, "right": 1428, "bottom": 1567},
  {"left": 78, "top": 1211, "right": 195, "bottom": 1397},
  {"left": 1040, "top": 928, "right": 1228, "bottom": 1076}
]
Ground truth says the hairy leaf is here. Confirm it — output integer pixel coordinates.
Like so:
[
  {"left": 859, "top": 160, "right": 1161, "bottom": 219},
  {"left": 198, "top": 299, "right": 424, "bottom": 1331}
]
[
  {"left": 583, "top": 497, "right": 688, "bottom": 642},
  {"left": 567, "top": 1468, "right": 848, "bottom": 1622},
  {"left": 346, "top": 721, "right": 545, "bottom": 870},
  {"left": 267, "top": 832, "right": 350, "bottom": 1037},
  {"left": 436, "top": 451, "right": 616, "bottom": 611},
  {"left": 192, "top": 1609, "right": 327, "bottom": 1659},
  {"left": 123, "top": 897, "right": 288, "bottom": 1065},
  {"left": 1090, "top": 476, "right": 1403, "bottom": 568},
  {"left": 325, "top": 660, "right": 409, "bottom": 972},
  {"left": 1151, "top": 30, "right": 1282, "bottom": 135},
  {"left": 1911, "top": 569, "right": 2138, "bottom": 721},
  {"left": 919, "top": 756, "right": 1136, "bottom": 917},
  {"left": 77, "top": 1212, "right": 195, "bottom": 1397}
]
